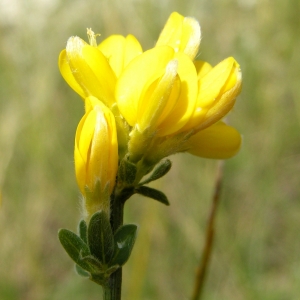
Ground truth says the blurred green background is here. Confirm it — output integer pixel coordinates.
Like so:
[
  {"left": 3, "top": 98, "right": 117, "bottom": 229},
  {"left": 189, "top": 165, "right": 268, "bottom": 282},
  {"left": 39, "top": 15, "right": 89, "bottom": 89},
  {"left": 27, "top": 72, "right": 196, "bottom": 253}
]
[{"left": 1, "top": 0, "right": 300, "bottom": 299}]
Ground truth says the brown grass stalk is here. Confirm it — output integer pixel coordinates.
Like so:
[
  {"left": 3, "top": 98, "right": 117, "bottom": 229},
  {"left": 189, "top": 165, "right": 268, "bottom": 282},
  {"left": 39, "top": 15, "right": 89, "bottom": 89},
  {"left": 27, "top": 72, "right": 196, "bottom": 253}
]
[{"left": 191, "top": 160, "right": 224, "bottom": 300}]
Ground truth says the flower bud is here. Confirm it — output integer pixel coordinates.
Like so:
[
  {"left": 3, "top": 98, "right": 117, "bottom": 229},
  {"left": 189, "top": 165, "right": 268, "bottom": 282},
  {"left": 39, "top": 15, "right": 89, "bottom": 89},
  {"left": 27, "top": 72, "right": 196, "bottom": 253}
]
[{"left": 74, "top": 96, "right": 118, "bottom": 217}]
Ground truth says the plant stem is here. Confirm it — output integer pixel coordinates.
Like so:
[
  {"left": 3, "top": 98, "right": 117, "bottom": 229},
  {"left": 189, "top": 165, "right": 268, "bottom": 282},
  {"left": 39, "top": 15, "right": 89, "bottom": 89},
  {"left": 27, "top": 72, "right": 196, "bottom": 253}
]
[
  {"left": 110, "top": 192, "right": 124, "bottom": 233},
  {"left": 103, "top": 192, "right": 125, "bottom": 300},
  {"left": 103, "top": 269, "right": 122, "bottom": 300},
  {"left": 191, "top": 161, "right": 224, "bottom": 300},
  {"left": 103, "top": 284, "right": 113, "bottom": 300}
]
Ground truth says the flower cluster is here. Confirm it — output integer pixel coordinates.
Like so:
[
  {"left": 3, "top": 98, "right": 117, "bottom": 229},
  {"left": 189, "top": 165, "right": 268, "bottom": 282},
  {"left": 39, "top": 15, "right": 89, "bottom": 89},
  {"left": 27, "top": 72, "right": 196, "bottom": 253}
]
[{"left": 59, "top": 12, "right": 242, "bottom": 218}]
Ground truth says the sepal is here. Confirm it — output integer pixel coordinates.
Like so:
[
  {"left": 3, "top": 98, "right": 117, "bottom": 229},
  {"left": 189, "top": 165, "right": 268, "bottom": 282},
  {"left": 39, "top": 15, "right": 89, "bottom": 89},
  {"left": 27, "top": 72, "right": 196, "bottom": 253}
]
[
  {"left": 118, "top": 157, "right": 137, "bottom": 184},
  {"left": 135, "top": 186, "right": 170, "bottom": 205}
]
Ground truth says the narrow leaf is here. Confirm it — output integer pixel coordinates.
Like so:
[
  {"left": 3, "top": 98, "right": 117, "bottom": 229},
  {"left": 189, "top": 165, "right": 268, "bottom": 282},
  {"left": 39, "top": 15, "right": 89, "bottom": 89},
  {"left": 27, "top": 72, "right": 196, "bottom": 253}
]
[
  {"left": 88, "top": 211, "right": 114, "bottom": 264},
  {"left": 139, "top": 159, "right": 172, "bottom": 185},
  {"left": 58, "top": 229, "right": 94, "bottom": 272},
  {"left": 135, "top": 186, "right": 170, "bottom": 205},
  {"left": 110, "top": 224, "right": 138, "bottom": 267}
]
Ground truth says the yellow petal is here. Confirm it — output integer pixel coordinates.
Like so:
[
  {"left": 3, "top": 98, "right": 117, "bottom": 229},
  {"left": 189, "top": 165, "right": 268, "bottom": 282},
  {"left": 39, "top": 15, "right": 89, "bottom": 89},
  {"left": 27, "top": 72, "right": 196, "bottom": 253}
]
[
  {"left": 194, "top": 60, "right": 212, "bottom": 79},
  {"left": 74, "top": 144, "right": 86, "bottom": 193},
  {"left": 197, "top": 57, "right": 239, "bottom": 108},
  {"left": 77, "top": 110, "right": 97, "bottom": 165},
  {"left": 198, "top": 59, "right": 242, "bottom": 131},
  {"left": 98, "top": 34, "right": 143, "bottom": 77},
  {"left": 87, "top": 107, "right": 108, "bottom": 190},
  {"left": 84, "top": 95, "right": 103, "bottom": 113},
  {"left": 66, "top": 37, "right": 116, "bottom": 107},
  {"left": 99, "top": 35, "right": 126, "bottom": 77},
  {"left": 156, "top": 12, "right": 201, "bottom": 59},
  {"left": 137, "top": 59, "right": 179, "bottom": 132},
  {"left": 58, "top": 49, "right": 86, "bottom": 99},
  {"left": 180, "top": 17, "right": 201, "bottom": 59},
  {"left": 155, "top": 51, "right": 198, "bottom": 136},
  {"left": 183, "top": 57, "right": 242, "bottom": 131},
  {"left": 116, "top": 46, "right": 175, "bottom": 126},
  {"left": 151, "top": 71, "right": 181, "bottom": 129},
  {"left": 186, "top": 121, "right": 242, "bottom": 159},
  {"left": 123, "top": 35, "right": 143, "bottom": 67},
  {"left": 105, "top": 109, "right": 118, "bottom": 189},
  {"left": 88, "top": 101, "right": 118, "bottom": 193},
  {"left": 74, "top": 112, "right": 93, "bottom": 193}
]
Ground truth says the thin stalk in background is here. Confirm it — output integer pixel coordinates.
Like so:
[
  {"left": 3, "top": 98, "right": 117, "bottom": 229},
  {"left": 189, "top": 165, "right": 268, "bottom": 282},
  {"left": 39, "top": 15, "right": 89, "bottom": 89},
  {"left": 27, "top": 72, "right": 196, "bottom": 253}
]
[{"left": 191, "top": 160, "right": 224, "bottom": 300}]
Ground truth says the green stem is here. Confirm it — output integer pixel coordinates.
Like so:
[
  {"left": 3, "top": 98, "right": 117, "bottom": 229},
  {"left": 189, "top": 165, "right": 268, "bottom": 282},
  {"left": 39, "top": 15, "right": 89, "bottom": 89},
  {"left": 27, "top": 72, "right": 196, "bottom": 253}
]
[
  {"left": 110, "top": 192, "right": 124, "bottom": 233},
  {"left": 103, "top": 192, "right": 125, "bottom": 300},
  {"left": 103, "top": 284, "right": 113, "bottom": 300}
]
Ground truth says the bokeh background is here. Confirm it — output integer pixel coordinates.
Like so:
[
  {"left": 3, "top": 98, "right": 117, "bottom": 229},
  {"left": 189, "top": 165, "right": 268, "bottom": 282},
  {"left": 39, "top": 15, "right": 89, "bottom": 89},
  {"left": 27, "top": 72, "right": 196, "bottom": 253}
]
[{"left": 1, "top": 0, "right": 300, "bottom": 299}]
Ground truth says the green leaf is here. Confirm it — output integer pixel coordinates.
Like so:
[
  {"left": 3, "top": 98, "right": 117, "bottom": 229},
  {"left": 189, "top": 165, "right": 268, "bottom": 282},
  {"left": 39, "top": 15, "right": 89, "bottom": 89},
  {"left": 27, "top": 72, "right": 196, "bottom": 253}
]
[
  {"left": 78, "top": 219, "right": 88, "bottom": 243},
  {"left": 88, "top": 211, "right": 114, "bottom": 264},
  {"left": 75, "top": 264, "right": 90, "bottom": 277},
  {"left": 139, "top": 159, "right": 172, "bottom": 185},
  {"left": 118, "top": 158, "right": 137, "bottom": 184},
  {"left": 58, "top": 229, "right": 96, "bottom": 272},
  {"left": 110, "top": 224, "right": 138, "bottom": 267},
  {"left": 135, "top": 186, "right": 170, "bottom": 205}
]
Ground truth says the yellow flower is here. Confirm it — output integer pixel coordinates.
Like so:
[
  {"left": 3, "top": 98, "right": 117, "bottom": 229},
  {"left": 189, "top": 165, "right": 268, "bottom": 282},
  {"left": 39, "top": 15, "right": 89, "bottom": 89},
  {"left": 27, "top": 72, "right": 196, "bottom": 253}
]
[
  {"left": 115, "top": 12, "right": 242, "bottom": 161},
  {"left": 75, "top": 96, "right": 118, "bottom": 216},
  {"left": 116, "top": 15, "right": 241, "bottom": 135},
  {"left": 59, "top": 12, "right": 242, "bottom": 164}
]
